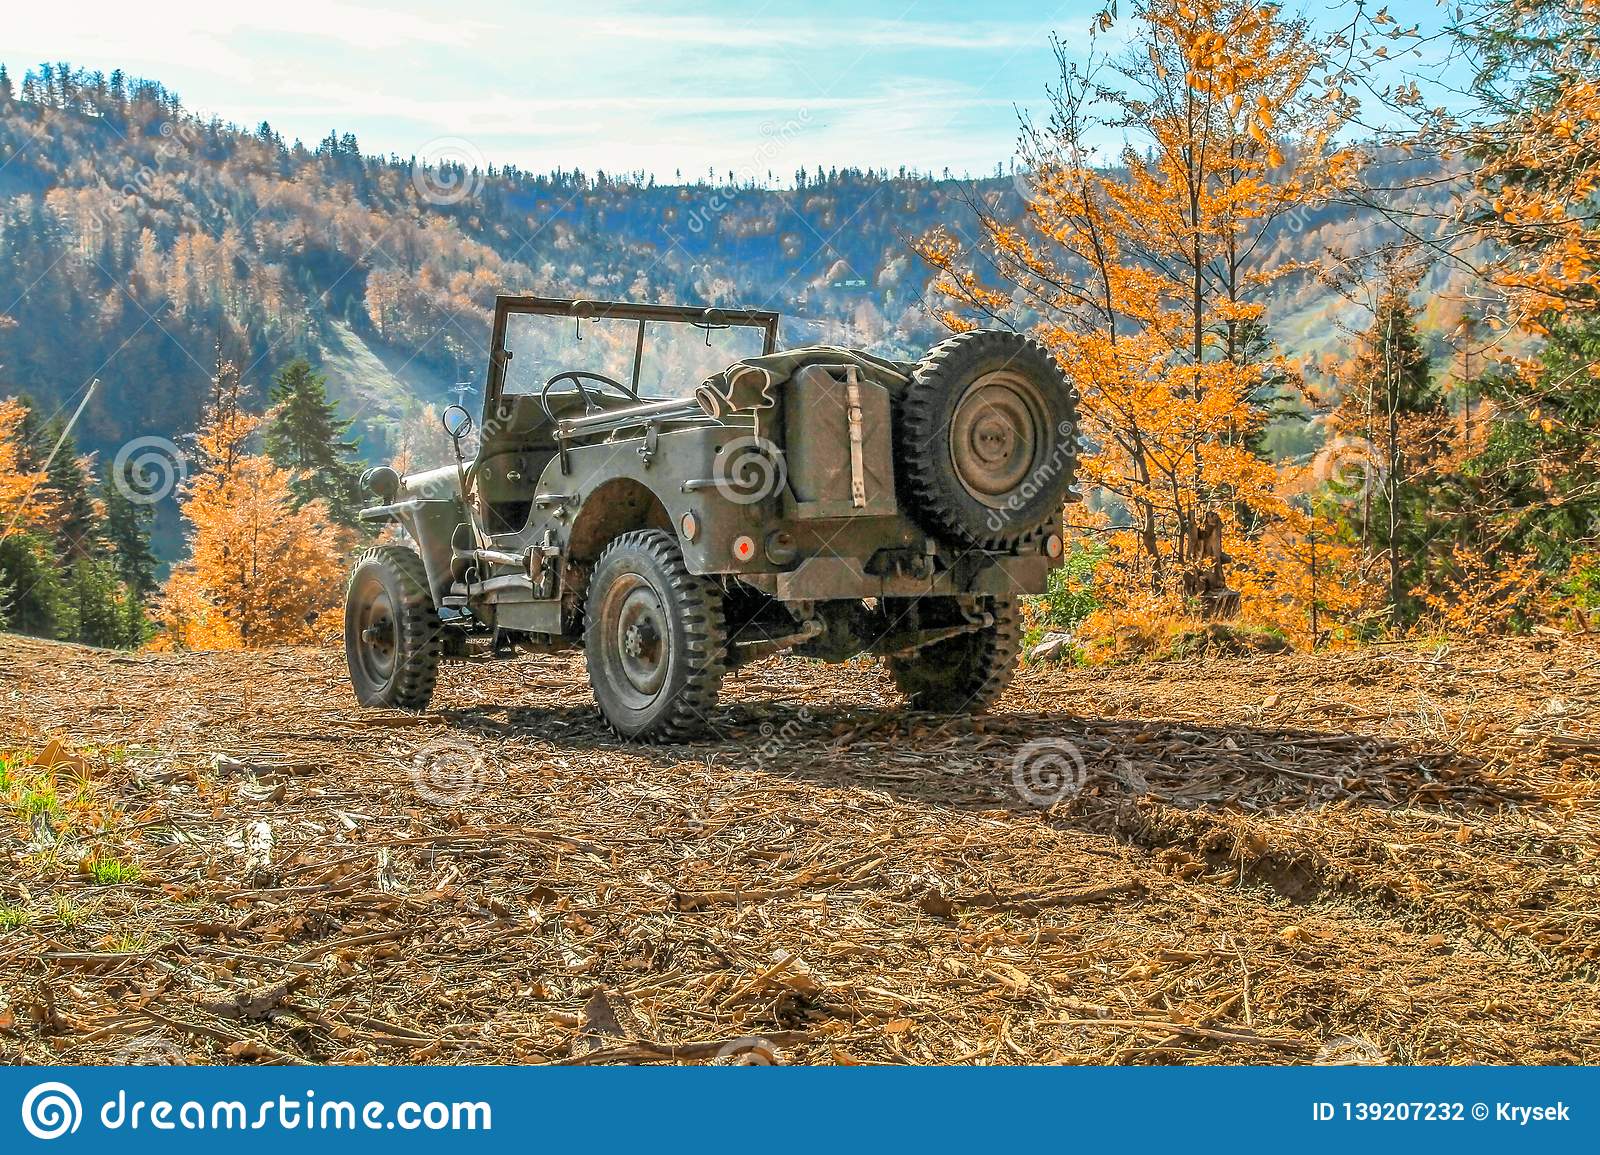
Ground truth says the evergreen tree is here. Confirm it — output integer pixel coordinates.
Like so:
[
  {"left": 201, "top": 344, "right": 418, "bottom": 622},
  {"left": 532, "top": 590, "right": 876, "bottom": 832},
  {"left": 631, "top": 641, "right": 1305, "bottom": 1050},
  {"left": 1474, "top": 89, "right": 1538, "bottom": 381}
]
[
  {"left": 264, "top": 358, "right": 364, "bottom": 527},
  {"left": 1335, "top": 272, "right": 1447, "bottom": 624},
  {"left": 35, "top": 418, "right": 103, "bottom": 563},
  {"left": 0, "top": 532, "right": 66, "bottom": 638},
  {"left": 118, "top": 584, "right": 149, "bottom": 648},
  {"left": 0, "top": 65, "right": 12, "bottom": 105},
  {"left": 1456, "top": 313, "right": 1600, "bottom": 573},
  {"left": 65, "top": 557, "right": 124, "bottom": 647},
  {"left": 100, "top": 465, "right": 160, "bottom": 596}
]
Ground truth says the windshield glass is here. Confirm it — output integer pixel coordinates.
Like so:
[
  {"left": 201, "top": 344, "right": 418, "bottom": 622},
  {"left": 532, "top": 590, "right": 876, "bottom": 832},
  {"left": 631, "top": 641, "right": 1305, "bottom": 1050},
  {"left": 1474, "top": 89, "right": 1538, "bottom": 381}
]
[{"left": 501, "top": 310, "right": 770, "bottom": 401}]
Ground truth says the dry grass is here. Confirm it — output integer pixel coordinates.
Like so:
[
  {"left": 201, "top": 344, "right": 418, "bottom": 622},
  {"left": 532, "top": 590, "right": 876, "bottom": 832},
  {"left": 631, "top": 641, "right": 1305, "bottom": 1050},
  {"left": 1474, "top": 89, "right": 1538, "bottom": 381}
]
[{"left": 0, "top": 632, "right": 1596, "bottom": 1065}]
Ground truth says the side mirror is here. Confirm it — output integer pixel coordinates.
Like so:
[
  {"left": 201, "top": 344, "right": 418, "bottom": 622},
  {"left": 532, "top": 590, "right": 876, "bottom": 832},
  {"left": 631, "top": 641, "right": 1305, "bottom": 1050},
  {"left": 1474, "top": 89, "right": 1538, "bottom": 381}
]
[{"left": 442, "top": 404, "right": 475, "bottom": 442}]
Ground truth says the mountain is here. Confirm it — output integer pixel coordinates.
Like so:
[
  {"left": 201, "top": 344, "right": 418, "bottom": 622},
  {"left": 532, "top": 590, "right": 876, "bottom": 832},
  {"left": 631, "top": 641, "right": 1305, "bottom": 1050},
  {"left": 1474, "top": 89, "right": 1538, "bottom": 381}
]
[{"left": 0, "top": 64, "right": 1468, "bottom": 557}]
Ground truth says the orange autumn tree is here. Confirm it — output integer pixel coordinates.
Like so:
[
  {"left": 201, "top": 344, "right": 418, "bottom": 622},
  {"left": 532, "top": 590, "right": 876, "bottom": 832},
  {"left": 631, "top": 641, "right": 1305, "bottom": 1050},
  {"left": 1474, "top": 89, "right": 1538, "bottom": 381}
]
[
  {"left": 0, "top": 396, "right": 45, "bottom": 533},
  {"left": 918, "top": 0, "right": 1362, "bottom": 649},
  {"left": 157, "top": 363, "right": 348, "bottom": 650}
]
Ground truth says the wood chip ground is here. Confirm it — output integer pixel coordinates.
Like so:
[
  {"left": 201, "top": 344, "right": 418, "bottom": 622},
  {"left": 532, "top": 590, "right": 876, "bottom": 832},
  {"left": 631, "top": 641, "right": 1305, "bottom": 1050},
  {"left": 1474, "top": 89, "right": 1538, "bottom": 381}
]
[{"left": 1, "top": 634, "right": 1596, "bottom": 1064}]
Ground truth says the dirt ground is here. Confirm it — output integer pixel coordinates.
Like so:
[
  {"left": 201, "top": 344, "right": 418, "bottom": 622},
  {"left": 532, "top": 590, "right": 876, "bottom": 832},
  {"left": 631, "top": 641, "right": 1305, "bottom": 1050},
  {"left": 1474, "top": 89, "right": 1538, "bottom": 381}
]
[{"left": 1, "top": 632, "right": 1597, "bottom": 1065}]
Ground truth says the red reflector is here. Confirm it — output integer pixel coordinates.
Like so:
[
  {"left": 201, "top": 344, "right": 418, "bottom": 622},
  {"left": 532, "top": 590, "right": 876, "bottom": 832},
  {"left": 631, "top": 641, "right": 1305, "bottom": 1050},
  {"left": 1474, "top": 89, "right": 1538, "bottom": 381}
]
[{"left": 732, "top": 535, "right": 756, "bottom": 561}]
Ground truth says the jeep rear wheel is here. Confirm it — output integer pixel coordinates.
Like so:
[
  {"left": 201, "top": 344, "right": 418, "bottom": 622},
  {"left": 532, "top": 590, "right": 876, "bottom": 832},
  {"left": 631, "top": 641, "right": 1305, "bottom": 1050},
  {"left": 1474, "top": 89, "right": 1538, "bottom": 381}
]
[
  {"left": 344, "top": 545, "right": 441, "bottom": 710},
  {"left": 887, "top": 596, "right": 1020, "bottom": 713},
  {"left": 896, "top": 329, "right": 1078, "bottom": 550},
  {"left": 584, "top": 530, "right": 727, "bottom": 741}
]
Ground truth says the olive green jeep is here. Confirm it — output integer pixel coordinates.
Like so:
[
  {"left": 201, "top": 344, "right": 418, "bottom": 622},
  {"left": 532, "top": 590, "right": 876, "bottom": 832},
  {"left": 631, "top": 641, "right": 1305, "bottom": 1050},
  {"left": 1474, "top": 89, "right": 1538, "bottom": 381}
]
[{"left": 346, "top": 295, "right": 1080, "bottom": 741}]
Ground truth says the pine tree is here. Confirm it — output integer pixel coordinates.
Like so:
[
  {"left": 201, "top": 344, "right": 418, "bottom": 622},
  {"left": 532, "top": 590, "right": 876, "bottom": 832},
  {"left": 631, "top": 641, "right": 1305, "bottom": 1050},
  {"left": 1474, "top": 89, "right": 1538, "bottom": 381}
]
[
  {"left": 0, "top": 532, "right": 67, "bottom": 638},
  {"left": 1459, "top": 313, "right": 1600, "bottom": 573},
  {"left": 100, "top": 466, "right": 160, "bottom": 597},
  {"left": 66, "top": 557, "right": 125, "bottom": 647},
  {"left": 34, "top": 419, "right": 104, "bottom": 564},
  {"left": 0, "top": 65, "right": 13, "bottom": 105},
  {"left": 117, "top": 583, "right": 149, "bottom": 648},
  {"left": 264, "top": 358, "right": 365, "bottom": 527},
  {"left": 1334, "top": 264, "right": 1447, "bottom": 624}
]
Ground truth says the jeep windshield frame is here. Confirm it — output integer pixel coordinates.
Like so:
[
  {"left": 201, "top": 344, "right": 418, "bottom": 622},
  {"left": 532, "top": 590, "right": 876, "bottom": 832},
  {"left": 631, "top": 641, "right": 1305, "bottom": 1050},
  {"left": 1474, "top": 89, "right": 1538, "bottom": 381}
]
[{"left": 486, "top": 295, "right": 781, "bottom": 410}]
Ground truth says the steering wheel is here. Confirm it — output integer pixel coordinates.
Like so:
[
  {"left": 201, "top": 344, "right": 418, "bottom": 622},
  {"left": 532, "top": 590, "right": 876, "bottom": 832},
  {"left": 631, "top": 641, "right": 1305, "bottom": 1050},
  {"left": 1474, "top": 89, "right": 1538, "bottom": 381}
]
[{"left": 539, "top": 370, "right": 639, "bottom": 422}]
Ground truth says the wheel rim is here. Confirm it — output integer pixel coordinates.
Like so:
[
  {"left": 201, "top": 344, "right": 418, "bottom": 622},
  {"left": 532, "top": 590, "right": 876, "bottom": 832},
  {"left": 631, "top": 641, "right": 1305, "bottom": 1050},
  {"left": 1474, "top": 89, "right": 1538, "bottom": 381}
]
[
  {"left": 353, "top": 574, "right": 399, "bottom": 688},
  {"left": 600, "top": 572, "right": 671, "bottom": 710},
  {"left": 947, "top": 370, "right": 1051, "bottom": 508}
]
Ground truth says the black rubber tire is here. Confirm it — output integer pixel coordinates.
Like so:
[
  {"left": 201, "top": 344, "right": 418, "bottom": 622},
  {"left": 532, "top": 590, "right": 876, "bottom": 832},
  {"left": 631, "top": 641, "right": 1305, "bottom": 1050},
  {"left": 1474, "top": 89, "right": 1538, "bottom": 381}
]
[
  {"left": 896, "top": 329, "right": 1079, "bottom": 550},
  {"left": 887, "top": 596, "right": 1020, "bottom": 713},
  {"left": 344, "top": 545, "right": 442, "bottom": 710},
  {"left": 584, "top": 530, "right": 727, "bottom": 741}
]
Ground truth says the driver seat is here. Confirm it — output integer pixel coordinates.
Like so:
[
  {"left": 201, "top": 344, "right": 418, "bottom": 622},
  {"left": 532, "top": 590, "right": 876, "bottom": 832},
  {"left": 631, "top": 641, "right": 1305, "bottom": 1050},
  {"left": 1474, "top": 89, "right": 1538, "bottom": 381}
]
[{"left": 474, "top": 392, "right": 565, "bottom": 535}]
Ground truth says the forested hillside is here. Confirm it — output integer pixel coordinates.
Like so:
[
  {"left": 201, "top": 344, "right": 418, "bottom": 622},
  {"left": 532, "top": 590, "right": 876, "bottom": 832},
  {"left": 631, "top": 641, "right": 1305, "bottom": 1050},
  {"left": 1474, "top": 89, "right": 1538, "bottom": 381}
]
[{"left": 0, "top": 61, "right": 1457, "bottom": 491}]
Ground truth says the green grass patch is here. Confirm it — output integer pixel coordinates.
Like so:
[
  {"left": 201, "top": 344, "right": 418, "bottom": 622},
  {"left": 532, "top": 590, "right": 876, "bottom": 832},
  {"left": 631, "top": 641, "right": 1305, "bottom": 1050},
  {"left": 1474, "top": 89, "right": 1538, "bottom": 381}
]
[
  {"left": 0, "top": 905, "right": 31, "bottom": 930},
  {"left": 85, "top": 857, "right": 142, "bottom": 886},
  {"left": 53, "top": 894, "right": 89, "bottom": 927}
]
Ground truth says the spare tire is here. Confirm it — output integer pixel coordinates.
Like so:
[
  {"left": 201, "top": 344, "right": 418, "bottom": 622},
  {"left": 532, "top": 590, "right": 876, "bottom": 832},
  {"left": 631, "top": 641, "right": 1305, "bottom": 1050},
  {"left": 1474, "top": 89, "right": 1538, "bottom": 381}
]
[{"left": 895, "top": 329, "right": 1079, "bottom": 550}]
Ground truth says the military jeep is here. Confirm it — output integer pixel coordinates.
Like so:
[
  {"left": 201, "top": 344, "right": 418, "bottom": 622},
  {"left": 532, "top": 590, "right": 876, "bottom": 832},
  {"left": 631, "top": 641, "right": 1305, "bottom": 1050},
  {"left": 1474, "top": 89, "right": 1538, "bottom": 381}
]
[{"left": 345, "top": 295, "right": 1080, "bottom": 741}]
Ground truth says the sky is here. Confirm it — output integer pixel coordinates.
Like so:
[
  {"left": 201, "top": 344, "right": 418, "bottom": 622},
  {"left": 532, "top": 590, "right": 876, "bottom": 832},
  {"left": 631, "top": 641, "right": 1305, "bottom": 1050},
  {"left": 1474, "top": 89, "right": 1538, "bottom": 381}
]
[{"left": 3, "top": 0, "right": 1453, "bottom": 182}]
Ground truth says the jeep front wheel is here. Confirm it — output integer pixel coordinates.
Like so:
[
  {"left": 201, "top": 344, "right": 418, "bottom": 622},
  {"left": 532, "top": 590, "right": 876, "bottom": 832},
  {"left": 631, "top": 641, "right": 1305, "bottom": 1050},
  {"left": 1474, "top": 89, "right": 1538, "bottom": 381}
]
[
  {"left": 584, "top": 530, "right": 728, "bottom": 741},
  {"left": 344, "top": 545, "right": 442, "bottom": 710}
]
